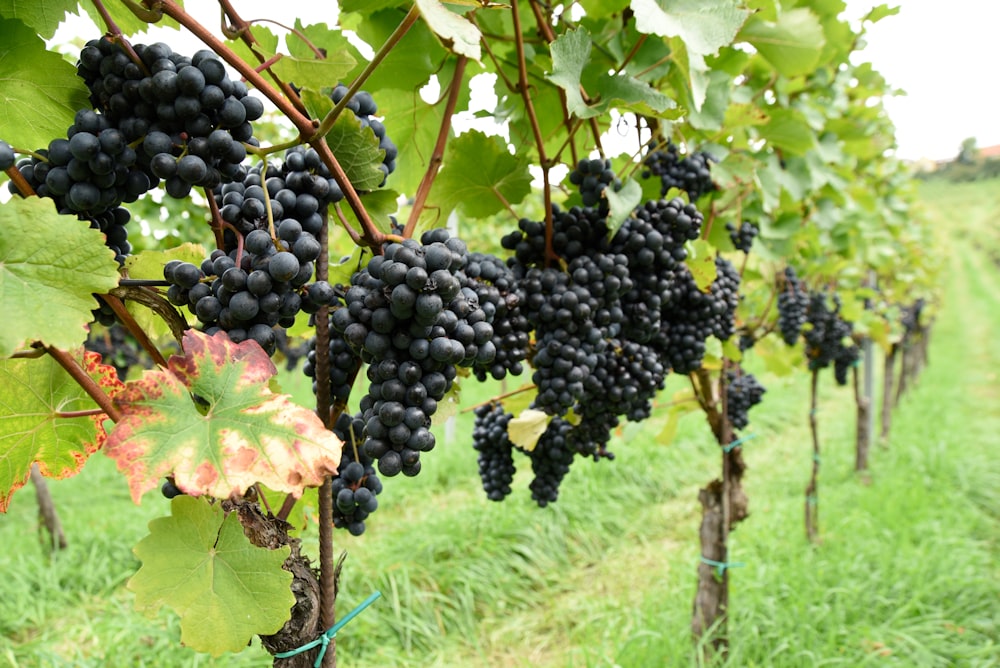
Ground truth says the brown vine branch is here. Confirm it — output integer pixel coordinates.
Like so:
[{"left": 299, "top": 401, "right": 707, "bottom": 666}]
[
  {"left": 404, "top": 56, "right": 469, "bottom": 238},
  {"left": 99, "top": 293, "right": 169, "bottom": 368},
  {"left": 511, "top": 0, "right": 554, "bottom": 255},
  {"left": 110, "top": 285, "right": 188, "bottom": 347},
  {"left": 92, "top": 0, "right": 148, "bottom": 74},
  {"left": 805, "top": 369, "right": 820, "bottom": 543},
  {"left": 44, "top": 345, "right": 121, "bottom": 422},
  {"left": 56, "top": 408, "right": 108, "bottom": 419}
]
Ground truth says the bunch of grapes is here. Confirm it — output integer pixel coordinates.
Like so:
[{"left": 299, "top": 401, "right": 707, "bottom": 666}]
[
  {"left": 162, "top": 225, "right": 334, "bottom": 354},
  {"left": 526, "top": 417, "right": 575, "bottom": 507},
  {"left": 655, "top": 257, "right": 740, "bottom": 374},
  {"left": 610, "top": 197, "right": 703, "bottom": 343},
  {"left": 642, "top": 140, "right": 717, "bottom": 200},
  {"left": 471, "top": 403, "right": 517, "bottom": 501},
  {"left": 803, "top": 291, "right": 858, "bottom": 382},
  {"left": 567, "top": 157, "right": 621, "bottom": 211},
  {"left": 76, "top": 37, "right": 264, "bottom": 196},
  {"left": 85, "top": 322, "right": 152, "bottom": 380},
  {"left": 330, "top": 229, "right": 494, "bottom": 477},
  {"left": 777, "top": 266, "right": 810, "bottom": 346},
  {"left": 727, "top": 370, "right": 766, "bottom": 430},
  {"left": 330, "top": 413, "right": 383, "bottom": 536},
  {"left": 726, "top": 221, "right": 757, "bottom": 253},
  {"left": 460, "top": 252, "right": 530, "bottom": 381}
]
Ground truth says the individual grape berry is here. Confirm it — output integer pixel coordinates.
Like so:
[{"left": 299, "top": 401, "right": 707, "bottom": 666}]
[{"left": 0, "top": 140, "right": 15, "bottom": 170}]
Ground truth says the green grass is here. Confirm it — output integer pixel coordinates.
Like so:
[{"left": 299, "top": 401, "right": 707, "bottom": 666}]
[{"left": 1, "top": 181, "right": 998, "bottom": 667}]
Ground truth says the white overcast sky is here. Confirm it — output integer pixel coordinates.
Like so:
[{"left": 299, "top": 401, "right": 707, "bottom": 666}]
[{"left": 52, "top": 1, "right": 998, "bottom": 161}]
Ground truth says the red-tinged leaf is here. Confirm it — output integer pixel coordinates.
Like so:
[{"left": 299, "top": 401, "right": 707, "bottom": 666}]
[
  {"left": 0, "top": 350, "right": 123, "bottom": 512},
  {"left": 105, "top": 330, "right": 342, "bottom": 503}
]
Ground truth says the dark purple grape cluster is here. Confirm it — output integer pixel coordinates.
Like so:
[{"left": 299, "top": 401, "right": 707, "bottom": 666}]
[
  {"left": 726, "top": 221, "right": 757, "bottom": 253},
  {"left": 214, "top": 149, "right": 344, "bottom": 254},
  {"left": 329, "top": 84, "right": 397, "bottom": 186},
  {"left": 331, "top": 229, "right": 494, "bottom": 477},
  {"left": 567, "top": 157, "right": 621, "bottom": 211},
  {"left": 303, "top": 315, "right": 362, "bottom": 404},
  {"left": 803, "top": 291, "right": 858, "bottom": 383},
  {"left": 526, "top": 417, "right": 575, "bottom": 507},
  {"left": 162, "top": 225, "right": 334, "bottom": 354},
  {"left": 85, "top": 321, "right": 151, "bottom": 380},
  {"left": 330, "top": 413, "right": 383, "bottom": 536},
  {"left": 76, "top": 37, "right": 264, "bottom": 196},
  {"left": 472, "top": 403, "right": 517, "bottom": 501},
  {"left": 777, "top": 266, "right": 810, "bottom": 346},
  {"left": 7, "top": 110, "right": 151, "bottom": 217},
  {"left": 655, "top": 256, "right": 740, "bottom": 374},
  {"left": 461, "top": 252, "right": 530, "bottom": 381},
  {"left": 727, "top": 370, "right": 765, "bottom": 430},
  {"left": 642, "top": 140, "right": 717, "bottom": 200},
  {"left": 610, "top": 198, "right": 703, "bottom": 342}
]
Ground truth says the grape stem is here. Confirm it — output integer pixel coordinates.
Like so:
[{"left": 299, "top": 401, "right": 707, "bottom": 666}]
[
  {"left": 5, "top": 166, "right": 36, "bottom": 198},
  {"left": 460, "top": 382, "right": 537, "bottom": 413},
  {"left": 204, "top": 187, "right": 227, "bottom": 249},
  {"left": 404, "top": 56, "right": 469, "bottom": 239},
  {"left": 91, "top": 0, "right": 149, "bottom": 76},
  {"left": 510, "top": 0, "right": 555, "bottom": 262},
  {"left": 44, "top": 345, "right": 122, "bottom": 422},
  {"left": 55, "top": 408, "right": 108, "bottom": 419},
  {"left": 527, "top": 0, "right": 605, "bottom": 158},
  {"left": 99, "top": 293, "right": 169, "bottom": 368}
]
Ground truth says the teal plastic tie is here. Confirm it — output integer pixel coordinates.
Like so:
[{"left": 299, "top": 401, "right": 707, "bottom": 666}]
[
  {"left": 723, "top": 433, "right": 759, "bottom": 453},
  {"left": 700, "top": 556, "right": 745, "bottom": 577},
  {"left": 275, "top": 591, "right": 382, "bottom": 666},
  {"left": 813, "top": 452, "right": 821, "bottom": 464}
]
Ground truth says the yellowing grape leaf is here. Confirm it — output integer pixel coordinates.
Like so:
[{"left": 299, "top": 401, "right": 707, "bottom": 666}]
[
  {"left": 507, "top": 408, "right": 551, "bottom": 452},
  {"left": 105, "top": 330, "right": 342, "bottom": 503},
  {"left": 0, "top": 198, "right": 120, "bottom": 357},
  {"left": 0, "top": 350, "right": 123, "bottom": 512},
  {"left": 128, "top": 495, "right": 294, "bottom": 656},
  {"left": 415, "top": 0, "right": 482, "bottom": 61}
]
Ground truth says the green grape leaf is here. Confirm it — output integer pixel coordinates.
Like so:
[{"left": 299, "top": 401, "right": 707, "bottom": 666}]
[
  {"left": 685, "top": 239, "right": 718, "bottom": 292},
  {"left": 350, "top": 11, "right": 445, "bottom": 93},
  {"left": 430, "top": 131, "right": 532, "bottom": 218},
  {"left": 630, "top": 0, "right": 750, "bottom": 56},
  {"left": 605, "top": 178, "right": 642, "bottom": 236},
  {"left": 0, "top": 17, "right": 92, "bottom": 150},
  {"left": 338, "top": 189, "right": 400, "bottom": 238},
  {"left": 0, "top": 351, "right": 124, "bottom": 512},
  {"left": 340, "top": 0, "right": 407, "bottom": 13},
  {"left": 271, "top": 53, "right": 356, "bottom": 92},
  {"left": 758, "top": 108, "right": 817, "bottom": 156},
  {"left": 507, "top": 408, "right": 551, "bottom": 452},
  {"left": 0, "top": 198, "right": 120, "bottom": 357},
  {"left": 740, "top": 8, "right": 825, "bottom": 77},
  {"left": 863, "top": 4, "right": 900, "bottom": 24},
  {"left": 370, "top": 86, "right": 447, "bottom": 197},
  {"left": 227, "top": 25, "right": 279, "bottom": 68},
  {"left": 549, "top": 28, "right": 673, "bottom": 118},
  {"left": 415, "top": 0, "right": 482, "bottom": 61},
  {"left": 104, "top": 330, "right": 342, "bottom": 503},
  {"left": 321, "top": 107, "right": 387, "bottom": 192},
  {"left": 128, "top": 496, "right": 294, "bottom": 656},
  {"left": 0, "top": 0, "right": 77, "bottom": 38}
]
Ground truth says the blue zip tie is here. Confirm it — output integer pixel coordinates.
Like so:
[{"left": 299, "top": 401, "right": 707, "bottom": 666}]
[
  {"left": 723, "top": 433, "right": 759, "bottom": 453},
  {"left": 275, "top": 591, "right": 382, "bottom": 666},
  {"left": 813, "top": 453, "right": 821, "bottom": 464},
  {"left": 700, "top": 556, "right": 745, "bottom": 577}
]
